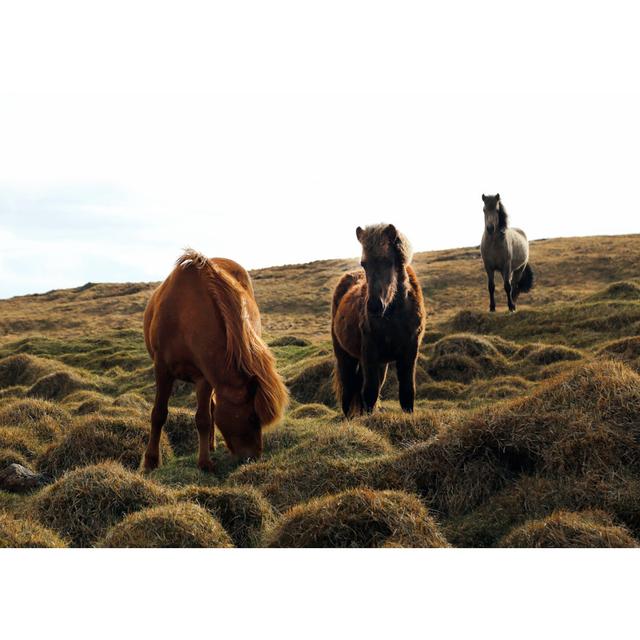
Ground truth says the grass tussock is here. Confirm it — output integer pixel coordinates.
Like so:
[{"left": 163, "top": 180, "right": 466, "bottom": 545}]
[
  {"left": 98, "top": 502, "right": 233, "bottom": 548},
  {"left": 162, "top": 407, "right": 198, "bottom": 456},
  {"left": 356, "top": 408, "right": 446, "bottom": 446},
  {"left": 36, "top": 415, "right": 172, "bottom": 477},
  {"left": 499, "top": 510, "right": 638, "bottom": 548},
  {"left": 31, "top": 461, "right": 172, "bottom": 546},
  {"left": 0, "top": 447, "right": 29, "bottom": 469},
  {"left": 0, "top": 511, "right": 67, "bottom": 548},
  {"left": 289, "top": 403, "right": 337, "bottom": 420},
  {"left": 384, "top": 361, "right": 640, "bottom": 517},
  {"left": 266, "top": 488, "right": 449, "bottom": 548},
  {"left": 286, "top": 356, "right": 335, "bottom": 406},
  {"left": 27, "top": 370, "right": 99, "bottom": 401},
  {"left": 176, "top": 485, "right": 274, "bottom": 547}
]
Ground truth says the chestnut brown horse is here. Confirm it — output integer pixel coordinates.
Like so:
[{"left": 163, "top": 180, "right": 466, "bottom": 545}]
[
  {"left": 331, "top": 224, "right": 426, "bottom": 417},
  {"left": 143, "top": 250, "right": 288, "bottom": 471}
]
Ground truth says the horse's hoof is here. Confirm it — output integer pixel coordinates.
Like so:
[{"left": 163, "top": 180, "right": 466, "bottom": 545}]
[
  {"left": 142, "top": 454, "right": 159, "bottom": 473},
  {"left": 489, "top": 308, "right": 496, "bottom": 313}
]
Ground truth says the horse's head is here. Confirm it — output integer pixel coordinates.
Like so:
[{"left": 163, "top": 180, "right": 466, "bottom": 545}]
[
  {"left": 356, "top": 223, "right": 411, "bottom": 317},
  {"left": 214, "top": 382, "right": 263, "bottom": 462},
  {"left": 482, "top": 193, "right": 503, "bottom": 235}
]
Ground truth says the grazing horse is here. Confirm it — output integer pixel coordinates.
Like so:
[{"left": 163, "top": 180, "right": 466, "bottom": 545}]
[
  {"left": 481, "top": 194, "right": 534, "bottom": 312},
  {"left": 331, "top": 224, "right": 426, "bottom": 416},
  {"left": 143, "top": 250, "right": 288, "bottom": 471}
]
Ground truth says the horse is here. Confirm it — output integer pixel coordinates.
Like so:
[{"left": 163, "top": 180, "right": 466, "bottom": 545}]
[
  {"left": 331, "top": 224, "right": 426, "bottom": 417},
  {"left": 480, "top": 194, "right": 535, "bottom": 313},
  {"left": 142, "top": 250, "right": 288, "bottom": 472}
]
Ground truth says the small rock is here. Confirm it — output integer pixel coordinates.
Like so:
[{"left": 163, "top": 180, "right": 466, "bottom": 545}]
[{"left": 0, "top": 463, "right": 48, "bottom": 493}]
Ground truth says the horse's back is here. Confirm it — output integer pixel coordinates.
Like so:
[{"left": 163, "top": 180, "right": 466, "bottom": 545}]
[{"left": 145, "top": 256, "right": 258, "bottom": 381}]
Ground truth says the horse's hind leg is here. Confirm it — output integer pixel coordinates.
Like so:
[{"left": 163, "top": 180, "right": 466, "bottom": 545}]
[
  {"left": 334, "top": 343, "right": 363, "bottom": 417},
  {"left": 195, "top": 378, "right": 215, "bottom": 472},
  {"left": 144, "top": 364, "right": 174, "bottom": 472},
  {"left": 502, "top": 265, "right": 516, "bottom": 312},
  {"left": 511, "top": 264, "right": 526, "bottom": 302}
]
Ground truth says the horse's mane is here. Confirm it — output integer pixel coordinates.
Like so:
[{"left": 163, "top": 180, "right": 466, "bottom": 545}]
[
  {"left": 497, "top": 201, "right": 509, "bottom": 231},
  {"left": 176, "top": 249, "right": 288, "bottom": 427},
  {"left": 359, "top": 224, "right": 413, "bottom": 265}
]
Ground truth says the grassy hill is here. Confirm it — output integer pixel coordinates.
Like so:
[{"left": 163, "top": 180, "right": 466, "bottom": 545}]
[{"left": 2, "top": 234, "right": 640, "bottom": 547}]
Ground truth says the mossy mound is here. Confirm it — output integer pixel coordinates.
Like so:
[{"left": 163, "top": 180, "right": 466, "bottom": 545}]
[
  {"left": 587, "top": 281, "right": 640, "bottom": 301},
  {"left": 27, "top": 370, "right": 99, "bottom": 401},
  {"left": 62, "top": 390, "right": 111, "bottom": 415},
  {"left": 163, "top": 407, "right": 198, "bottom": 456},
  {"left": 37, "top": 415, "right": 173, "bottom": 477},
  {"left": 427, "top": 353, "right": 483, "bottom": 383},
  {"left": 266, "top": 489, "right": 449, "bottom": 548},
  {"left": 287, "top": 357, "right": 335, "bottom": 406},
  {"left": 444, "top": 472, "right": 640, "bottom": 547},
  {"left": 417, "top": 380, "right": 465, "bottom": 401},
  {"left": 290, "top": 422, "right": 392, "bottom": 459},
  {"left": 0, "top": 397, "right": 71, "bottom": 428},
  {"left": 112, "top": 392, "right": 149, "bottom": 411},
  {"left": 465, "top": 376, "right": 531, "bottom": 400},
  {"left": 499, "top": 510, "right": 638, "bottom": 548},
  {"left": 176, "top": 485, "right": 274, "bottom": 547},
  {"left": 0, "top": 398, "right": 70, "bottom": 444},
  {"left": 357, "top": 409, "right": 444, "bottom": 446},
  {"left": 98, "top": 502, "right": 233, "bottom": 548},
  {"left": 385, "top": 361, "right": 640, "bottom": 518},
  {"left": 0, "top": 512, "right": 67, "bottom": 548},
  {"left": 427, "top": 335, "right": 509, "bottom": 383},
  {"left": 432, "top": 333, "right": 505, "bottom": 361},
  {"left": 0, "top": 354, "right": 57, "bottom": 388},
  {"left": 0, "top": 427, "right": 46, "bottom": 460},
  {"left": 449, "top": 310, "right": 493, "bottom": 334},
  {"left": 0, "top": 447, "right": 29, "bottom": 469},
  {"left": 269, "top": 335, "right": 311, "bottom": 347},
  {"left": 31, "top": 462, "right": 172, "bottom": 546},
  {"left": 597, "top": 337, "right": 640, "bottom": 371},
  {"left": 289, "top": 404, "right": 337, "bottom": 420},
  {"left": 520, "top": 344, "right": 584, "bottom": 366},
  {"left": 229, "top": 456, "right": 375, "bottom": 512}
]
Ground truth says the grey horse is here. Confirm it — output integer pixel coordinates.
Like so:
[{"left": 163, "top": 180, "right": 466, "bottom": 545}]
[{"left": 480, "top": 194, "right": 534, "bottom": 312}]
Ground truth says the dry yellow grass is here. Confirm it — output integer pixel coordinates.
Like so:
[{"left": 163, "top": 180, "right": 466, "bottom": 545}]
[{"left": 1, "top": 234, "right": 640, "bottom": 547}]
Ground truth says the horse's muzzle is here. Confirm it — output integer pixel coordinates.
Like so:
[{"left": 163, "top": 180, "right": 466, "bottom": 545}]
[{"left": 486, "top": 224, "right": 495, "bottom": 235}]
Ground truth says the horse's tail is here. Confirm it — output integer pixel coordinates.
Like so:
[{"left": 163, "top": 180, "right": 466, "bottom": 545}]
[{"left": 514, "top": 263, "right": 535, "bottom": 299}]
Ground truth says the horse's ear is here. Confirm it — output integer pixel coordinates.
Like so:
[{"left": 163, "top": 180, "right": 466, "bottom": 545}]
[
  {"left": 482, "top": 194, "right": 486, "bottom": 202},
  {"left": 495, "top": 193, "right": 500, "bottom": 201},
  {"left": 385, "top": 224, "right": 398, "bottom": 242},
  {"left": 356, "top": 226, "right": 364, "bottom": 242}
]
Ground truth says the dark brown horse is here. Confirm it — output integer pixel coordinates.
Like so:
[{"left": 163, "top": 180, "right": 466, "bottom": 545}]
[
  {"left": 143, "top": 250, "right": 288, "bottom": 471},
  {"left": 331, "top": 224, "right": 426, "bottom": 416}
]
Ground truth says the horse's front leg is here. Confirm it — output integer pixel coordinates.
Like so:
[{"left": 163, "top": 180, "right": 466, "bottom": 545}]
[
  {"left": 486, "top": 268, "right": 496, "bottom": 312},
  {"left": 361, "top": 343, "right": 381, "bottom": 413},
  {"left": 396, "top": 342, "right": 419, "bottom": 413},
  {"left": 502, "top": 265, "right": 516, "bottom": 312}
]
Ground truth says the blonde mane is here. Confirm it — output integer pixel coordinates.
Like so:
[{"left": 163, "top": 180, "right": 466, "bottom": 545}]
[
  {"left": 176, "top": 249, "right": 288, "bottom": 427},
  {"left": 359, "top": 224, "right": 413, "bottom": 264}
]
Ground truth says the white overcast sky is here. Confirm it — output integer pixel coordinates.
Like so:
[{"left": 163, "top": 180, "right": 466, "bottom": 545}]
[{"left": 1, "top": 1, "right": 639, "bottom": 298}]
